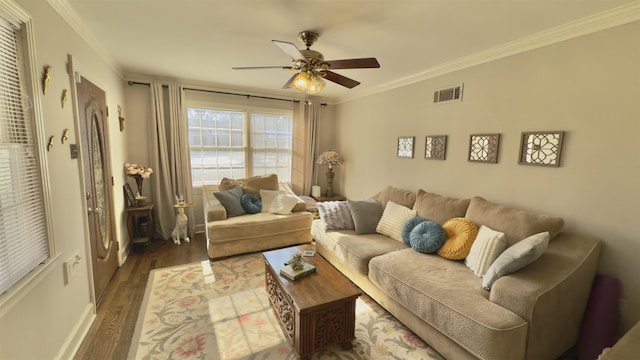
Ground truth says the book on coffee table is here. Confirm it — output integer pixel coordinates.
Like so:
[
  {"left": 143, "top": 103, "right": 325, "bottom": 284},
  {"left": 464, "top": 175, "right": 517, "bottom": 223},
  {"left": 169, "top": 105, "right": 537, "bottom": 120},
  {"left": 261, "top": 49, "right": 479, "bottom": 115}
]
[{"left": 280, "top": 262, "right": 316, "bottom": 280}]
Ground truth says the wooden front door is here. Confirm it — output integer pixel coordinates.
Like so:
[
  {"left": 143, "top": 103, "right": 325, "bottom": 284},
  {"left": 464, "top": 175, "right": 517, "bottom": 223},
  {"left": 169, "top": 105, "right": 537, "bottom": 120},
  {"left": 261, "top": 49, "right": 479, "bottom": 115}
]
[{"left": 77, "top": 77, "right": 118, "bottom": 304}]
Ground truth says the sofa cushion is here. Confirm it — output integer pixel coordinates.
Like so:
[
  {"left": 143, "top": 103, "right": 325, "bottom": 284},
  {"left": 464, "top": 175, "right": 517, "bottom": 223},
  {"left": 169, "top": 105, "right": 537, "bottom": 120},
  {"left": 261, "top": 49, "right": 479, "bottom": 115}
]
[
  {"left": 347, "top": 199, "right": 383, "bottom": 234},
  {"left": 219, "top": 174, "right": 279, "bottom": 197},
  {"left": 465, "top": 225, "right": 506, "bottom": 277},
  {"left": 401, "top": 216, "right": 427, "bottom": 246},
  {"left": 482, "top": 231, "right": 550, "bottom": 290},
  {"left": 213, "top": 185, "right": 246, "bottom": 217},
  {"left": 412, "top": 189, "right": 470, "bottom": 224},
  {"left": 376, "top": 201, "right": 418, "bottom": 242},
  {"left": 438, "top": 217, "right": 478, "bottom": 260},
  {"left": 368, "top": 249, "right": 528, "bottom": 359},
  {"left": 316, "top": 201, "right": 355, "bottom": 230},
  {"left": 208, "top": 211, "right": 312, "bottom": 244},
  {"left": 374, "top": 185, "right": 416, "bottom": 209},
  {"left": 311, "top": 219, "right": 407, "bottom": 275},
  {"left": 465, "top": 196, "right": 564, "bottom": 246},
  {"left": 409, "top": 220, "right": 447, "bottom": 254}
]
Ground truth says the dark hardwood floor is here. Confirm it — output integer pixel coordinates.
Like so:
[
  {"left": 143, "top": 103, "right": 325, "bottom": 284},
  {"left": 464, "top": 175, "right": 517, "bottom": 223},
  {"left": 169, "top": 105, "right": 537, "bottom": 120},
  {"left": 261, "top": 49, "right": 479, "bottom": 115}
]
[{"left": 74, "top": 234, "right": 210, "bottom": 360}]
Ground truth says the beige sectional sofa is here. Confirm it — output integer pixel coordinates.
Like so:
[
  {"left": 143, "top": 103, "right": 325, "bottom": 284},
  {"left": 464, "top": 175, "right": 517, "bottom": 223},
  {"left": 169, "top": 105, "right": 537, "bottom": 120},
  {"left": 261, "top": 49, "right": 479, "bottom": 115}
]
[
  {"left": 311, "top": 186, "right": 601, "bottom": 360},
  {"left": 203, "top": 174, "right": 312, "bottom": 259}
]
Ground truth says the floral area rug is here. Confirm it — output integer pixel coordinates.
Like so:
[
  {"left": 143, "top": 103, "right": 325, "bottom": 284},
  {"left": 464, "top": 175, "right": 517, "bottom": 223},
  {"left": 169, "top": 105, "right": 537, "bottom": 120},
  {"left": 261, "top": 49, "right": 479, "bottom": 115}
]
[{"left": 128, "top": 253, "right": 444, "bottom": 360}]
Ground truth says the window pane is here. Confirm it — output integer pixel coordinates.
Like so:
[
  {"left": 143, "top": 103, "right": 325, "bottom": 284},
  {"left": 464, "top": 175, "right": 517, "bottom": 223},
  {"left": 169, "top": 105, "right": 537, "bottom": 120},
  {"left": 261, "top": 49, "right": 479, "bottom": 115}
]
[
  {"left": 251, "top": 113, "right": 292, "bottom": 182},
  {"left": 188, "top": 107, "right": 292, "bottom": 185}
]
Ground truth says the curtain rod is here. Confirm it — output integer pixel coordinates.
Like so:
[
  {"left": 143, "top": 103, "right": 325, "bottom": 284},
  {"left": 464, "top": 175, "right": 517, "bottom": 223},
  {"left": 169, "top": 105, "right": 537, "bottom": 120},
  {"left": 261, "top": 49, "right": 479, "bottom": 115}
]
[{"left": 127, "top": 81, "right": 327, "bottom": 106}]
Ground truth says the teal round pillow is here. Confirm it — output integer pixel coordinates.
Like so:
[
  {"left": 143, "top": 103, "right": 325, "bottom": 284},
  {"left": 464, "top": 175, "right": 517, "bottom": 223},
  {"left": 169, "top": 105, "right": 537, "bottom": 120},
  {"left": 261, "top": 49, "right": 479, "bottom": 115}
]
[
  {"left": 241, "top": 193, "right": 262, "bottom": 213},
  {"left": 402, "top": 216, "right": 427, "bottom": 246},
  {"left": 410, "top": 220, "right": 447, "bottom": 254}
]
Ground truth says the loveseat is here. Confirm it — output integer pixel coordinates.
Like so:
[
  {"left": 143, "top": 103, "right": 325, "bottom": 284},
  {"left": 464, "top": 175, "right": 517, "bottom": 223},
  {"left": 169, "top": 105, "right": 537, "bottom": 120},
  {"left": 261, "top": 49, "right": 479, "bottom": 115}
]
[
  {"left": 311, "top": 186, "right": 601, "bottom": 360},
  {"left": 203, "top": 174, "right": 313, "bottom": 259}
]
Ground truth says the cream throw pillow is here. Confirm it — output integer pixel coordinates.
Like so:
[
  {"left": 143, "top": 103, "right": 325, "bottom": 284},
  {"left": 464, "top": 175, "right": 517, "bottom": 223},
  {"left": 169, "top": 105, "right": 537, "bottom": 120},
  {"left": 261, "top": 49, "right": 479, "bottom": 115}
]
[
  {"left": 259, "top": 189, "right": 282, "bottom": 213},
  {"left": 465, "top": 225, "right": 506, "bottom": 277},
  {"left": 269, "top": 193, "right": 299, "bottom": 214},
  {"left": 376, "top": 201, "right": 417, "bottom": 242}
]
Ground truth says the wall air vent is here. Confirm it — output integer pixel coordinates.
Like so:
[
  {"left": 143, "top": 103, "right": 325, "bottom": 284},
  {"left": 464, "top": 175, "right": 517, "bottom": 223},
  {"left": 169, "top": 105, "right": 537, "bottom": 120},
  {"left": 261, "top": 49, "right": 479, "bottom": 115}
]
[{"left": 433, "top": 83, "right": 463, "bottom": 104}]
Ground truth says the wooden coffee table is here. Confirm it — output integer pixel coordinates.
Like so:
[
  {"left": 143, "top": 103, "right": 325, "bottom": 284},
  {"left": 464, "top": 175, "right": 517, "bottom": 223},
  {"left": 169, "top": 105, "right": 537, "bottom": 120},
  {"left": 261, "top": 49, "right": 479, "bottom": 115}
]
[{"left": 263, "top": 245, "right": 361, "bottom": 359}]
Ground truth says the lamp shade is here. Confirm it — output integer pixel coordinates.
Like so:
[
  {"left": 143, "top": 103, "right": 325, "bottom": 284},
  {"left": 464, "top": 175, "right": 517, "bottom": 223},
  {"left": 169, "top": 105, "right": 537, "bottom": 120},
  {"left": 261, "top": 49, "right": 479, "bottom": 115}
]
[{"left": 317, "top": 150, "right": 343, "bottom": 169}]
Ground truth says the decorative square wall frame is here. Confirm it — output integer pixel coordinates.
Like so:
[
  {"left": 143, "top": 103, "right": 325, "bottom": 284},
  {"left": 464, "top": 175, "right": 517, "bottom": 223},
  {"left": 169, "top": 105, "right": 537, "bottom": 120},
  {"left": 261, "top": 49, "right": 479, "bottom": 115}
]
[
  {"left": 468, "top": 133, "right": 500, "bottom": 163},
  {"left": 397, "top": 136, "right": 415, "bottom": 158},
  {"left": 518, "top": 131, "right": 564, "bottom": 167},
  {"left": 425, "top": 135, "right": 447, "bottom": 160}
]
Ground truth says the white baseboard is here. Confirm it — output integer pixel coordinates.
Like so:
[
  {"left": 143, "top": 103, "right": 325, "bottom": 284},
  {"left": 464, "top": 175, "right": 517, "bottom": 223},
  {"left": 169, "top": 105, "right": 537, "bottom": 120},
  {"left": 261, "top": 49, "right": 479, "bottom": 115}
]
[{"left": 54, "top": 303, "right": 96, "bottom": 360}]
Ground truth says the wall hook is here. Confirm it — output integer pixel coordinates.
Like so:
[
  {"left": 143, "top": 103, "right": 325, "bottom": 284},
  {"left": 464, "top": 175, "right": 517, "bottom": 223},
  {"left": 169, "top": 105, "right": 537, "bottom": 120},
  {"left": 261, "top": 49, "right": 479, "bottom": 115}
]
[
  {"left": 61, "top": 129, "right": 69, "bottom": 144},
  {"left": 47, "top": 136, "right": 55, "bottom": 151}
]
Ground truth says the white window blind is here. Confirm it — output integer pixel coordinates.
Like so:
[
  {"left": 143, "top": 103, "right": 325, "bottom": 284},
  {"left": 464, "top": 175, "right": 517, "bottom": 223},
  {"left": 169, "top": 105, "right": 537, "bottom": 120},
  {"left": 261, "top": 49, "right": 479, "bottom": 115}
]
[{"left": 0, "top": 15, "right": 49, "bottom": 295}]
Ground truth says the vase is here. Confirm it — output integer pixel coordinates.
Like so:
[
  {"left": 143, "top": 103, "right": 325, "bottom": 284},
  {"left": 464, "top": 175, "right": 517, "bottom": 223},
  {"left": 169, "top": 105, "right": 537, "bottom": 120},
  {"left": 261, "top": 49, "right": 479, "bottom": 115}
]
[{"left": 134, "top": 175, "right": 143, "bottom": 197}]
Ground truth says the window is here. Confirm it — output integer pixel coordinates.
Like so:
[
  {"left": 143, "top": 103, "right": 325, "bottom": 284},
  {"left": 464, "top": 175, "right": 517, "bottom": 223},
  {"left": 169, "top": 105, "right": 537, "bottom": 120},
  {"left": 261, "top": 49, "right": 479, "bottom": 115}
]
[
  {"left": 0, "top": 7, "right": 51, "bottom": 297},
  {"left": 188, "top": 107, "right": 293, "bottom": 186}
]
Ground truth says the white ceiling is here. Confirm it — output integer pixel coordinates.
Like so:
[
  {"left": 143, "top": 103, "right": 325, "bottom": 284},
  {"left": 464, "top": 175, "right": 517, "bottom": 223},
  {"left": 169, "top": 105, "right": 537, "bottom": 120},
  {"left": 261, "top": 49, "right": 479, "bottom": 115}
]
[{"left": 64, "top": 0, "right": 637, "bottom": 102}]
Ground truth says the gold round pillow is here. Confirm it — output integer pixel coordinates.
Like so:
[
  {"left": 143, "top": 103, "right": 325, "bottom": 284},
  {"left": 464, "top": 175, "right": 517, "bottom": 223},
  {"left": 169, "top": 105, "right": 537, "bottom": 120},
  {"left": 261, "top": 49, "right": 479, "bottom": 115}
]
[{"left": 437, "top": 217, "right": 479, "bottom": 260}]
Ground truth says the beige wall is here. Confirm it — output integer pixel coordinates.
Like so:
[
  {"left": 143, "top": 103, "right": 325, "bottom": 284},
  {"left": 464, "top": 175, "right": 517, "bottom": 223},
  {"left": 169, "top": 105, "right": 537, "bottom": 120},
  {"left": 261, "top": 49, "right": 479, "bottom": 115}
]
[
  {"left": 0, "top": 1, "right": 128, "bottom": 359},
  {"left": 332, "top": 21, "right": 640, "bottom": 333}
]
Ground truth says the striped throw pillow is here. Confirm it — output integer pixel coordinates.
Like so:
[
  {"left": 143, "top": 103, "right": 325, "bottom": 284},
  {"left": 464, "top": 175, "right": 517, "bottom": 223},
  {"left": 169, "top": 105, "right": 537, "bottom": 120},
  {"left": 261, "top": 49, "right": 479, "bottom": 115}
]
[
  {"left": 376, "top": 201, "right": 418, "bottom": 242},
  {"left": 465, "top": 225, "right": 506, "bottom": 277}
]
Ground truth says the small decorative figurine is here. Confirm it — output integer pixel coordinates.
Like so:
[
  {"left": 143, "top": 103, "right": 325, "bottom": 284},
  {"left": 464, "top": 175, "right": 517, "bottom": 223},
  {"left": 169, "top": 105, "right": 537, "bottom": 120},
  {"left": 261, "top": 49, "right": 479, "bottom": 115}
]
[
  {"left": 42, "top": 65, "right": 51, "bottom": 95},
  {"left": 172, "top": 194, "right": 193, "bottom": 245},
  {"left": 61, "top": 129, "right": 69, "bottom": 144},
  {"left": 289, "top": 252, "right": 304, "bottom": 270},
  {"left": 118, "top": 105, "right": 125, "bottom": 132},
  {"left": 61, "top": 89, "right": 68, "bottom": 108}
]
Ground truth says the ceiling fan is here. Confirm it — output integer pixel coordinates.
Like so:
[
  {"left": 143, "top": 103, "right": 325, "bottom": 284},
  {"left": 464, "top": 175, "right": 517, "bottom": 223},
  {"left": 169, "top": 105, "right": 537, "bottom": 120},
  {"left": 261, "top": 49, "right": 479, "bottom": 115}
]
[{"left": 232, "top": 31, "right": 380, "bottom": 94}]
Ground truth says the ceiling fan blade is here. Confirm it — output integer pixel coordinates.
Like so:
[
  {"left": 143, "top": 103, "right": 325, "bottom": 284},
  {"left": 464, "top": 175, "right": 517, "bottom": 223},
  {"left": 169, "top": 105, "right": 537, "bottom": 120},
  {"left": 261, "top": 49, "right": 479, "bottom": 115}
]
[
  {"left": 282, "top": 73, "right": 298, "bottom": 89},
  {"left": 272, "top": 40, "right": 306, "bottom": 61},
  {"left": 323, "top": 71, "right": 361, "bottom": 89},
  {"left": 324, "top": 57, "right": 380, "bottom": 69},
  {"left": 232, "top": 66, "right": 295, "bottom": 70}
]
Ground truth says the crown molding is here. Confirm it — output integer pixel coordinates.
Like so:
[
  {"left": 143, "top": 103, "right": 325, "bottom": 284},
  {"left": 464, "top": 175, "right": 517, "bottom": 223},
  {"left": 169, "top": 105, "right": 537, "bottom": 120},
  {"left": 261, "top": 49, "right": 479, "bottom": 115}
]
[
  {"left": 337, "top": 2, "right": 640, "bottom": 104},
  {"left": 46, "top": 0, "right": 123, "bottom": 77}
]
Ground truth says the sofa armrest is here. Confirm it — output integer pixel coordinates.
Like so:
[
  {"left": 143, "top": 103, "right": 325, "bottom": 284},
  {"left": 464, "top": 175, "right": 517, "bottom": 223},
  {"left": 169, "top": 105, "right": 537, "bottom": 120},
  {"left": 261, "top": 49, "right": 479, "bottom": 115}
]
[
  {"left": 202, "top": 184, "right": 227, "bottom": 221},
  {"left": 207, "top": 198, "right": 227, "bottom": 221},
  {"left": 489, "top": 232, "right": 601, "bottom": 360}
]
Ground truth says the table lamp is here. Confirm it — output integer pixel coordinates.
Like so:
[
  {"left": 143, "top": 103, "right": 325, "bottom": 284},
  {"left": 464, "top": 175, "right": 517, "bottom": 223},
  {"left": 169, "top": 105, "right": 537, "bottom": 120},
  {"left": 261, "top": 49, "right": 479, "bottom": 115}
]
[{"left": 317, "top": 150, "right": 344, "bottom": 197}]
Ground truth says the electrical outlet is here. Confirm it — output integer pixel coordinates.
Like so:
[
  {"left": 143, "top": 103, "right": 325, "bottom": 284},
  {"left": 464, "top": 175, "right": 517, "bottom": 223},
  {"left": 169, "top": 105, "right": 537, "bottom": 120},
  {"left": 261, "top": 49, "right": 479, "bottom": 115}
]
[{"left": 63, "top": 251, "right": 83, "bottom": 285}]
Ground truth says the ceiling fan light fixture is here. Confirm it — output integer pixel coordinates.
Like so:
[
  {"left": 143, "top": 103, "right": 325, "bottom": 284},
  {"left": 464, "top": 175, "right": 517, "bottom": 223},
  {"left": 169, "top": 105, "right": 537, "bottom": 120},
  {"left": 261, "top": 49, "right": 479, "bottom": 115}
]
[
  {"left": 307, "top": 75, "right": 325, "bottom": 94},
  {"left": 293, "top": 71, "right": 309, "bottom": 91}
]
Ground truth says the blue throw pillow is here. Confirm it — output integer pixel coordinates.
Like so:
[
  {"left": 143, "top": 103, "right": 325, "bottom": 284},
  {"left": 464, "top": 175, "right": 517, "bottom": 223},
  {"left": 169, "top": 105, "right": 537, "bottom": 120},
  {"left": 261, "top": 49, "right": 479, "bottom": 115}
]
[
  {"left": 402, "top": 216, "right": 427, "bottom": 246},
  {"left": 410, "top": 220, "right": 447, "bottom": 254},
  {"left": 241, "top": 193, "right": 262, "bottom": 214}
]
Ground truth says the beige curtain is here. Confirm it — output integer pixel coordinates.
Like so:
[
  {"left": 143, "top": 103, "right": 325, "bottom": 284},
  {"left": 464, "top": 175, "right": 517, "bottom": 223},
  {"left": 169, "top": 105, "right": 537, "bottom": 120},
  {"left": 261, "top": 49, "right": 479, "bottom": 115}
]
[
  {"left": 148, "top": 82, "right": 194, "bottom": 240},
  {"left": 305, "top": 102, "right": 321, "bottom": 195},
  {"left": 291, "top": 101, "right": 321, "bottom": 196}
]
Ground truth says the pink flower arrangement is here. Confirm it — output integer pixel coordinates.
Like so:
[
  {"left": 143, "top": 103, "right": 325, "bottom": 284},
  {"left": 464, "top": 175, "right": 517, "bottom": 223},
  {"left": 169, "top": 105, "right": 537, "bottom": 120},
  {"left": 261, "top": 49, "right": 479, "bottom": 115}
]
[{"left": 124, "top": 162, "right": 153, "bottom": 178}]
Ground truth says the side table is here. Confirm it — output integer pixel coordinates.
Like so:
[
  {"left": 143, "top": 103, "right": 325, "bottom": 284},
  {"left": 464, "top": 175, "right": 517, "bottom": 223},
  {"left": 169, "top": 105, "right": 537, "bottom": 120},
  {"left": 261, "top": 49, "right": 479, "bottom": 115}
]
[
  {"left": 312, "top": 195, "right": 346, "bottom": 202},
  {"left": 125, "top": 203, "right": 155, "bottom": 246}
]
